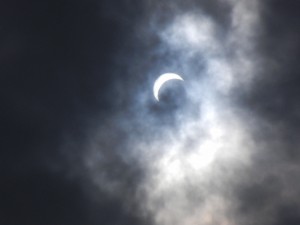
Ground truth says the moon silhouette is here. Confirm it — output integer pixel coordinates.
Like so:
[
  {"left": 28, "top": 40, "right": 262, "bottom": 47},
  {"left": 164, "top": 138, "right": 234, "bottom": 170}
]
[{"left": 153, "top": 73, "right": 184, "bottom": 101}]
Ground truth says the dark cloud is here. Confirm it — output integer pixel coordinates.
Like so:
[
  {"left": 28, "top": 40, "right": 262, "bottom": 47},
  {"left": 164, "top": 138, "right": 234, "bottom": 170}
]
[
  {"left": 232, "top": 1, "right": 300, "bottom": 224},
  {"left": 0, "top": 0, "right": 148, "bottom": 224},
  {"left": 0, "top": 170, "right": 88, "bottom": 225},
  {"left": 244, "top": 1, "right": 300, "bottom": 129}
]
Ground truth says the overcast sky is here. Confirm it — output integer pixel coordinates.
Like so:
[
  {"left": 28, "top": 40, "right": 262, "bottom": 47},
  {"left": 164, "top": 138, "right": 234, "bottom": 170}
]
[{"left": 1, "top": 0, "right": 300, "bottom": 225}]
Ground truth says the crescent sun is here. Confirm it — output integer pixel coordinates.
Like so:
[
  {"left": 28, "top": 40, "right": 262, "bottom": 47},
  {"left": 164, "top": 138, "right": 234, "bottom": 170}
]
[{"left": 153, "top": 73, "right": 184, "bottom": 101}]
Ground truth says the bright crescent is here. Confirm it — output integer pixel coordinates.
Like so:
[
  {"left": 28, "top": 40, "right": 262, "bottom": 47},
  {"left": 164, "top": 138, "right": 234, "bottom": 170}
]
[{"left": 153, "top": 73, "right": 184, "bottom": 101}]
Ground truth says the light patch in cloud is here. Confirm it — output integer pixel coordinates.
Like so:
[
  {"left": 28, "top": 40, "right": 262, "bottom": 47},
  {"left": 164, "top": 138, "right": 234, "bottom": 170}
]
[{"left": 161, "top": 13, "right": 219, "bottom": 55}]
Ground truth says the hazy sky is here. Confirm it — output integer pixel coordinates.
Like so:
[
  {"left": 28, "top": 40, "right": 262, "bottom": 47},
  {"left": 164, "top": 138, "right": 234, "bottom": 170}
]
[{"left": 1, "top": 0, "right": 300, "bottom": 225}]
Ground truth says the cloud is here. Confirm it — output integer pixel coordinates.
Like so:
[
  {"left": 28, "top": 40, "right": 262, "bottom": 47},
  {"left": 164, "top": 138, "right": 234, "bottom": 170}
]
[
  {"left": 80, "top": 0, "right": 267, "bottom": 225},
  {"left": 88, "top": 1, "right": 299, "bottom": 225},
  {"left": 54, "top": 0, "right": 300, "bottom": 224}
]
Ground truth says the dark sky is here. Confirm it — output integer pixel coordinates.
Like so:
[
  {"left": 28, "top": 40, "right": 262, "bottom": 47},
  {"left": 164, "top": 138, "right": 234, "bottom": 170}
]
[{"left": 1, "top": 0, "right": 300, "bottom": 225}]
